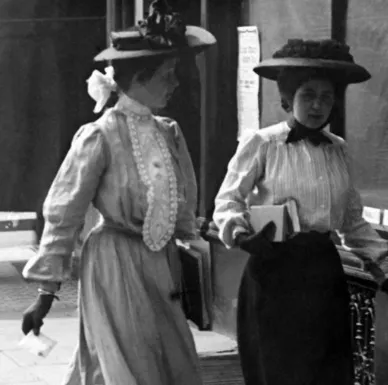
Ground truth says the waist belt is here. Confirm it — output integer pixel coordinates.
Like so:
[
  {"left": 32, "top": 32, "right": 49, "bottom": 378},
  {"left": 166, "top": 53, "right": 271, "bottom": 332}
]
[{"left": 99, "top": 221, "right": 143, "bottom": 239}]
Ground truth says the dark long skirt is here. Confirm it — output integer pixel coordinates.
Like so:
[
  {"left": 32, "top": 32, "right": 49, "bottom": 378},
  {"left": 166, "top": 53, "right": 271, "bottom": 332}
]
[{"left": 237, "top": 232, "right": 354, "bottom": 385}]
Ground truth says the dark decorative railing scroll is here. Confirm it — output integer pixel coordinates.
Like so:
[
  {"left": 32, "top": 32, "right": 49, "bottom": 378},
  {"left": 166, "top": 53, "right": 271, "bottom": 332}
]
[
  {"left": 348, "top": 281, "right": 376, "bottom": 385},
  {"left": 339, "top": 245, "right": 379, "bottom": 385}
]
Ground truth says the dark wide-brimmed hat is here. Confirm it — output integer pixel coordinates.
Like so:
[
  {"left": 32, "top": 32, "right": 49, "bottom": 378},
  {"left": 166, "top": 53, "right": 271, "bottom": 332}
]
[
  {"left": 253, "top": 39, "right": 371, "bottom": 84},
  {"left": 94, "top": 0, "right": 216, "bottom": 62}
]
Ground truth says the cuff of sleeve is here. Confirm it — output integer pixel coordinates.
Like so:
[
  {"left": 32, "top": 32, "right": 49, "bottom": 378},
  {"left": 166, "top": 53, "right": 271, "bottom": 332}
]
[
  {"left": 22, "top": 253, "right": 71, "bottom": 283},
  {"left": 216, "top": 214, "right": 250, "bottom": 248},
  {"left": 40, "top": 281, "right": 61, "bottom": 293},
  {"left": 224, "top": 226, "right": 249, "bottom": 249},
  {"left": 232, "top": 226, "right": 250, "bottom": 240}
]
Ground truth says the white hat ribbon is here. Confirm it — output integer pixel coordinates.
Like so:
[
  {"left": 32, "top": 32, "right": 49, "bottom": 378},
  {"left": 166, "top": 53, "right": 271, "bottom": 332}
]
[{"left": 86, "top": 66, "right": 117, "bottom": 113}]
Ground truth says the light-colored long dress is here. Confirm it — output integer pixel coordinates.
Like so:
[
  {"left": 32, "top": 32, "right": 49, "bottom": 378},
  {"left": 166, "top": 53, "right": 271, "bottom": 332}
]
[{"left": 22, "top": 95, "right": 203, "bottom": 385}]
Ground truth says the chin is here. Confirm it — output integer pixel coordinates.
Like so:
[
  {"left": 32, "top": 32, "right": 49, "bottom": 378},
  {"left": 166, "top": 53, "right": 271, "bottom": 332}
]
[{"left": 306, "top": 120, "right": 326, "bottom": 129}]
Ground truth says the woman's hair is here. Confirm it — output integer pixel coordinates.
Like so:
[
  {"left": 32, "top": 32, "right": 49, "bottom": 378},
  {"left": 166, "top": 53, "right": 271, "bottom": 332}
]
[
  {"left": 277, "top": 68, "right": 345, "bottom": 112},
  {"left": 103, "top": 55, "right": 170, "bottom": 109},
  {"left": 113, "top": 55, "right": 168, "bottom": 90}
]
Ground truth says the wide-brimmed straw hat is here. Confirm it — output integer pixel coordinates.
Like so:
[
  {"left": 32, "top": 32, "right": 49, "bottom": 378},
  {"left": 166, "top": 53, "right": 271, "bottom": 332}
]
[
  {"left": 253, "top": 39, "right": 371, "bottom": 84},
  {"left": 94, "top": 0, "right": 216, "bottom": 62}
]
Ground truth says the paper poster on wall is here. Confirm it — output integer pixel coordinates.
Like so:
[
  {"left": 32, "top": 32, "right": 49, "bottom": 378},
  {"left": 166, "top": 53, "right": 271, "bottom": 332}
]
[{"left": 237, "top": 26, "right": 260, "bottom": 141}]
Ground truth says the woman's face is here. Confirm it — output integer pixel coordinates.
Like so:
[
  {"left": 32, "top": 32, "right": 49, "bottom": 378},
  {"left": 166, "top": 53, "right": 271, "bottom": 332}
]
[
  {"left": 128, "top": 58, "right": 179, "bottom": 111},
  {"left": 292, "top": 78, "right": 335, "bottom": 129}
]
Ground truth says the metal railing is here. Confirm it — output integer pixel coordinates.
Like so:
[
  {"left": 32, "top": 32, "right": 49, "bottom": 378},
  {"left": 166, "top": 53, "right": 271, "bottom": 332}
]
[{"left": 348, "top": 280, "right": 376, "bottom": 385}]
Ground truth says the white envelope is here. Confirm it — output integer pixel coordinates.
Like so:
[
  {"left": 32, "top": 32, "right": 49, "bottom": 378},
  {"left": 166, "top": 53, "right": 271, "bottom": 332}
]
[{"left": 19, "top": 332, "right": 57, "bottom": 358}]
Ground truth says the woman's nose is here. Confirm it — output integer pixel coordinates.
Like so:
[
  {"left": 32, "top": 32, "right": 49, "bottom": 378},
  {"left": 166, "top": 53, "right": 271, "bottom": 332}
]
[{"left": 312, "top": 97, "right": 322, "bottom": 109}]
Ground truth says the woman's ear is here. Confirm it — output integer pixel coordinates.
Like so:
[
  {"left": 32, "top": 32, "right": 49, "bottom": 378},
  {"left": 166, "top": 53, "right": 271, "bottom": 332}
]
[
  {"left": 281, "top": 97, "right": 293, "bottom": 113},
  {"left": 126, "top": 71, "right": 145, "bottom": 95}
]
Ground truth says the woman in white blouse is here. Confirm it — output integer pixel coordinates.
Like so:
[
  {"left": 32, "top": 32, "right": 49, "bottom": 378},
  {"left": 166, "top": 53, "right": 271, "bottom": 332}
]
[
  {"left": 213, "top": 39, "right": 388, "bottom": 385},
  {"left": 20, "top": 2, "right": 215, "bottom": 384}
]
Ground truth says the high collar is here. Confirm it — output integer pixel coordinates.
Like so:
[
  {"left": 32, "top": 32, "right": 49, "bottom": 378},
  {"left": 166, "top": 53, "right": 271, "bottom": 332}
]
[
  {"left": 114, "top": 93, "right": 152, "bottom": 121},
  {"left": 286, "top": 117, "right": 332, "bottom": 146},
  {"left": 287, "top": 116, "right": 330, "bottom": 133}
]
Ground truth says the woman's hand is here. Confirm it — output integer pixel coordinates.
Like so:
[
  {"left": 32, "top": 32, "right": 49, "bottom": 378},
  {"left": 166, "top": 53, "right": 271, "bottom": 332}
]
[
  {"left": 22, "top": 294, "right": 56, "bottom": 335},
  {"left": 235, "top": 221, "right": 277, "bottom": 255}
]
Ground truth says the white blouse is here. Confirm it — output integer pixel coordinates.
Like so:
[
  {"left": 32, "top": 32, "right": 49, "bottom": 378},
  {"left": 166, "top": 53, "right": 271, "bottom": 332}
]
[{"left": 213, "top": 121, "right": 388, "bottom": 277}]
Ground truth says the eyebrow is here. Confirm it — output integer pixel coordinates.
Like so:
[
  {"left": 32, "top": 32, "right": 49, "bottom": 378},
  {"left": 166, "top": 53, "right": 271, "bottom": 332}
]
[{"left": 301, "top": 87, "right": 334, "bottom": 95}]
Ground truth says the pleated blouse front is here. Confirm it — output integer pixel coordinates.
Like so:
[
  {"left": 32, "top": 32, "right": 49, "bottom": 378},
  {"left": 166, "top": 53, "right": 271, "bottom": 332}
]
[{"left": 214, "top": 121, "right": 388, "bottom": 275}]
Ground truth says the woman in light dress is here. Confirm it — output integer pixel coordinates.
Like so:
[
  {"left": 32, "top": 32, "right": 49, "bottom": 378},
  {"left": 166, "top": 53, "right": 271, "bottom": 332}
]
[{"left": 21, "top": 1, "right": 216, "bottom": 384}]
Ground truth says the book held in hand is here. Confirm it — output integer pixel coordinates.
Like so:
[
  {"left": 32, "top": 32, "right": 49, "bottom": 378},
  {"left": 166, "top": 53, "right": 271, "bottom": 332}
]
[
  {"left": 249, "top": 200, "right": 301, "bottom": 242},
  {"left": 176, "top": 239, "right": 212, "bottom": 331}
]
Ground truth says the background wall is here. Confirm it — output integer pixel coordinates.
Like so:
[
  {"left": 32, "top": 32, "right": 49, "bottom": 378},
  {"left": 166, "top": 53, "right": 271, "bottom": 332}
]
[{"left": 0, "top": 0, "right": 106, "bottom": 211}]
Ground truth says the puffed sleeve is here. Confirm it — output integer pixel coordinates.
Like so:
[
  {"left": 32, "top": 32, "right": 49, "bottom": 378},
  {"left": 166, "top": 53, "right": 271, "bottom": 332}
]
[
  {"left": 336, "top": 145, "right": 388, "bottom": 281},
  {"left": 213, "top": 132, "right": 266, "bottom": 248},
  {"left": 22, "top": 123, "right": 107, "bottom": 283},
  {"left": 172, "top": 121, "right": 198, "bottom": 240}
]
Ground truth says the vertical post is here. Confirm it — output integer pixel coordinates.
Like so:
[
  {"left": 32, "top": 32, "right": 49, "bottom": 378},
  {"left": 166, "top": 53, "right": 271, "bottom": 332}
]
[
  {"left": 122, "top": 0, "right": 135, "bottom": 28},
  {"left": 198, "top": 0, "right": 218, "bottom": 221},
  {"left": 134, "top": 0, "right": 144, "bottom": 24},
  {"left": 331, "top": 0, "right": 348, "bottom": 139},
  {"left": 106, "top": 0, "right": 116, "bottom": 45},
  {"left": 198, "top": 0, "right": 209, "bottom": 219},
  {"left": 107, "top": 0, "right": 128, "bottom": 42},
  {"left": 198, "top": 0, "right": 208, "bottom": 218},
  {"left": 107, "top": 0, "right": 136, "bottom": 44}
]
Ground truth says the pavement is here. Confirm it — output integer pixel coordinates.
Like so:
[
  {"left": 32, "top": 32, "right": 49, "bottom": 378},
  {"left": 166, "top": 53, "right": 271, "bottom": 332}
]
[
  {"left": 0, "top": 313, "right": 239, "bottom": 385},
  {"left": 0, "top": 250, "right": 240, "bottom": 385}
]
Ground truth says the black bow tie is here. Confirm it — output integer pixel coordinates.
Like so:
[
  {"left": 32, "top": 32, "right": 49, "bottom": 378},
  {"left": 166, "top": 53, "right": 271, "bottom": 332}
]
[{"left": 285, "top": 118, "right": 332, "bottom": 146}]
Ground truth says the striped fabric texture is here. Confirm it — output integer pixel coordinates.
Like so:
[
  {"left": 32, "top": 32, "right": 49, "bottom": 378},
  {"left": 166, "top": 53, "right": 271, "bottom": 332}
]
[{"left": 214, "top": 121, "right": 388, "bottom": 275}]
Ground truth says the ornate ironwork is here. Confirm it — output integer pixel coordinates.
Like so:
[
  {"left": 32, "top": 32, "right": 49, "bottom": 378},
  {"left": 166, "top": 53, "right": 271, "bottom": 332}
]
[{"left": 349, "top": 282, "right": 376, "bottom": 385}]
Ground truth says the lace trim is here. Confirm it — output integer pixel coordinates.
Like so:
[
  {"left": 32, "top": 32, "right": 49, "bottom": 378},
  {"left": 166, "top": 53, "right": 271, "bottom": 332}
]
[{"left": 126, "top": 113, "right": 178, "bottom": 251}]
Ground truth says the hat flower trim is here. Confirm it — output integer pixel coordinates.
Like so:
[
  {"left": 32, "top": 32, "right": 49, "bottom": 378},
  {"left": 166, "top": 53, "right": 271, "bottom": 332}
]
[
  {"left": 273, "top": 39, "right": 355, "bottom": 63},
  {"left": 137, "top": 0, "right": 188, "bottom": 49}
]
